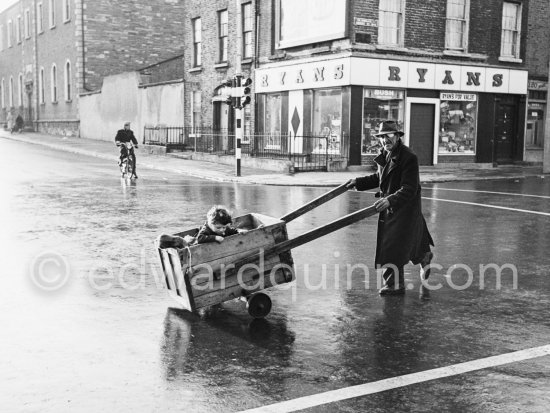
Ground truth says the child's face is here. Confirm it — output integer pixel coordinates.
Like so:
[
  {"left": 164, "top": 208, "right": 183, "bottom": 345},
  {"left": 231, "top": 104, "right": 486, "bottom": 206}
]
[{"left": 208, "top": 220, "right": 229, "bottom": 235}]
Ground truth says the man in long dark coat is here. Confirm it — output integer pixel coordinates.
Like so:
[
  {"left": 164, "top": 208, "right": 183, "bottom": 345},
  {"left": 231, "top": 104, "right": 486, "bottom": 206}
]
[{"left": 346, "top": 120, "right": 434, "bottom": 295}]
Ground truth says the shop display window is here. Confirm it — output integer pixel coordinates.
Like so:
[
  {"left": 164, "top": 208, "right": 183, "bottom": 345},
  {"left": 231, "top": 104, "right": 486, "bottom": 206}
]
[
  {"left": 439, "top": 93, "right": 477, "bottom": 154},
  {"left": 362, "top": 89, "right": 404, "bottom": 154},
  {"left": 313, "top": 88, "right": 342, "bottom": 154}
]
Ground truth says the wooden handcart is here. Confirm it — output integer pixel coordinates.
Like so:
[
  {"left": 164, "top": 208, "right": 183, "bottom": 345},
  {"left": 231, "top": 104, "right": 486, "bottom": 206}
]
[{"left": 156, "top": 184, "right": 377, "bottom": 318}]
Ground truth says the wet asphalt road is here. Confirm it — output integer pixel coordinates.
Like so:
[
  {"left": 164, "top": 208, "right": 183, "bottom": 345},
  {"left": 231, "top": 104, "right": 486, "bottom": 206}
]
[{"left": 0, "top": 139, "right": 549, "bottom": 412}]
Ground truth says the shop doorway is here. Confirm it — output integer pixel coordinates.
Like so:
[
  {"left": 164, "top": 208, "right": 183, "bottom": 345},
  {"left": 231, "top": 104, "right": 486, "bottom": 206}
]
[
  {"left": 405, "top": 98, "right": 439, "bottom": 165},
  {"left": 495, "top": 102, "right": 516, "bottom": 163}
]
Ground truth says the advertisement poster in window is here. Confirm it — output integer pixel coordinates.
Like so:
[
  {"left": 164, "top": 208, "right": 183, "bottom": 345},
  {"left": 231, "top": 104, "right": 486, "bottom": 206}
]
[
  {"left": 439, "top": 92, "right": 477, "bottom": 154},
  {"left": 362, "top": 89, "right": 404, "bottom": 154}
]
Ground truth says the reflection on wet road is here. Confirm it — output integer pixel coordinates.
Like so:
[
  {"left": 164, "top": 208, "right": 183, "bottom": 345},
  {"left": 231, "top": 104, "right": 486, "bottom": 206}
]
[{"left": 0, "top": 139, "right": 549, "bottom": 412}]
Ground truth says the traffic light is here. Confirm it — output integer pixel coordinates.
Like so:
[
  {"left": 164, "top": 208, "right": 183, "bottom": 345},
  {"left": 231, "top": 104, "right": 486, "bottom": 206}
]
[{"left": 241, "top": 77, "right": 252, "bottom": 107}]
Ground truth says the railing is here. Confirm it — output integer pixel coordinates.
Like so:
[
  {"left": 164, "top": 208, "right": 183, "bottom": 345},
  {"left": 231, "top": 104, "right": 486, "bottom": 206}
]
[{"left": 143, "top": 126, "right": 348, "bottom": 172}]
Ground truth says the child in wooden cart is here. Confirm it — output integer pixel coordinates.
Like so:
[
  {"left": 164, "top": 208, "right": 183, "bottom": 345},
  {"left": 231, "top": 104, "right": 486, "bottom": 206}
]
[{"left": 157, "top": 205, "right": 247, "bottom": 249}]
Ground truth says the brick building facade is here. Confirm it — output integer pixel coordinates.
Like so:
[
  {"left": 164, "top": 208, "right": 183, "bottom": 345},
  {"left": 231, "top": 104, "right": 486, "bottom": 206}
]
[
  {"left": 253, "top": 0, "right": 534, "bottom": 166},
  {"left": 524, "top": 0, "right": 549, "bottom": 163},
  {"left": 0, "top": 0, "right": 185, "bottom": 136},
  {"left": 181, "top": 0, "right": 256, "bottom": 136}
]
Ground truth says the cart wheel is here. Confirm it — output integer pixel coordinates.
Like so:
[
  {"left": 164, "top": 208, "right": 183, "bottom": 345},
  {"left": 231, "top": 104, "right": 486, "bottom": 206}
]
[{"left": 246, "top": 292, "right": 272, "bottom": 319}]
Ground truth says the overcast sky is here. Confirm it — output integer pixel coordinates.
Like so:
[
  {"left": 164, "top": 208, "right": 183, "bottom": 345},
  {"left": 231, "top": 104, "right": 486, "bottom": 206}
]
[{"left": 0, "top": 0, "right": 18, "bottom": 14}]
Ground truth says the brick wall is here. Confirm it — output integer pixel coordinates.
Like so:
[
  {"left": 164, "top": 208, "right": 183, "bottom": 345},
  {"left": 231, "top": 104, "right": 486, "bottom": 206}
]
[
  {"left": 182, "top": 0, "right": 255, "bottom": 129},
  {"left": 83, "top": 0, "right": 187, "bottom": 91},
  {"left": 526, "top": 0, "right": 550, "bottom": 78}
]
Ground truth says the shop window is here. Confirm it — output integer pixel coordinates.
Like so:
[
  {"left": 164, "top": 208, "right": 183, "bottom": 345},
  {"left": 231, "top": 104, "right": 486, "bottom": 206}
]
[
  {"left": 362, "top": 89, "right": 404, "bottom": 154},
  {"left": 313, "top": 88, "right": 342, "bottom": 154},
  {"left": 191, "top": 90, "right": 201, "bottom": 129},
  {"left": 264, "top": 94, "right": 283, "bottom": 148},
  {"left": 439, "top": 93, "right": 478, "bottom": 154}
]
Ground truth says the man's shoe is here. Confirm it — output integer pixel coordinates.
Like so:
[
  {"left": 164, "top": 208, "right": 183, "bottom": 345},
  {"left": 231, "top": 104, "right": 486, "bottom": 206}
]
[
  {"left": 379, "top": 285, "right": 405, "bottom": 296},
  {"left": 420, "top": 251, "right": 434, "bottom": 280}
]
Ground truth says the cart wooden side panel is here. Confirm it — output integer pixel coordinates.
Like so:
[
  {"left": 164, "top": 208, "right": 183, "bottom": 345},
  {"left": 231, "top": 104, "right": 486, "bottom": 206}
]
[{"left": 158, "top": 213, "right": 295, "bottom": 311}]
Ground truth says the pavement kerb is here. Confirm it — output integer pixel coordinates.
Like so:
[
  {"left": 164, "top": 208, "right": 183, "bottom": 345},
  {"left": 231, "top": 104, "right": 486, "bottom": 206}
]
[{"left": 1, "top": 132, "right": 546, "bottom": 186}]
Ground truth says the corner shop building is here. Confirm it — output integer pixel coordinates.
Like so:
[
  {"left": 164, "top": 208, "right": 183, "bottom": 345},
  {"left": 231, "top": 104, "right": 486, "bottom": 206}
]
[{"left": 254, "top": 56, "right": 528, "bottom": 167}]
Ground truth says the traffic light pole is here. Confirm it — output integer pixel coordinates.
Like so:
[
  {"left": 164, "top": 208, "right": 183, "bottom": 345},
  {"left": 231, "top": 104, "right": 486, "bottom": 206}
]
[
  {"left": 235, "top": 75, "right": 243, "bottom": 177},
  {"left": 235, "top": 0, "right": 243, "bottom": 177}
]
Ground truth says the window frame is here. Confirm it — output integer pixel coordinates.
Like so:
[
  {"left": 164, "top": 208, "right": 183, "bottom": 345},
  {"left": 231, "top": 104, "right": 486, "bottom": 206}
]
[
  {"left": 16, "top": 15, "right": 22, "bottom": 44},
  {"left": 218, "top": 9, "right": 228, "bottom": 63},
  {"left": 51, "top": 64, "right": 57, "bottom": 103},
  {"left": 445, "top": 0, "right": 469, "bottom": 51},
  {"left": 377, "top": 0, "right": 405, "bottom": 47},
  {"left": 500, "top": 1, "right": 522, "bottom": 59},
  {"left": 242, "top": 2, "right": 253, "bottom": 59},
  {"left": 62, "top": 0, "right": 70, "bottom": 22},
  {"left": 0, "top": 78, "right": 4, "bottom": 108},
  {"left": 7, "top": 20, "right": 13, "bottom": 47},
  {"left": 37, "top": 2, "right": 44, "bottom": 33},
  {"left": 24, "top": 9, "right": 31, "bottom": 39},
  {"left": 18, "top": 73, "right": 23, "bottom": 106},
  {"left": 0, "top": 25, "right": 4, "bottom": 50},
  {"left": 9, "top": 76, "right": 14, "bottom": 107},
  {"left": 39, "top": 67, "right": 45, "bottom": 104},
  {"left": 192, "top": 17, "right": 202, "bottom": 67},
  {"left": 49, "top": 0, "right": 56, "bottom": 29},
  {"left": 64, "top": 60, "right": 71, "bottom": 101}
]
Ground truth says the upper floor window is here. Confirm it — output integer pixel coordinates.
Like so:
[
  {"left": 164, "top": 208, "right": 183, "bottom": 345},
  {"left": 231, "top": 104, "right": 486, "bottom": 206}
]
[
  {"left": 16, "top": 16, "right": 22, "bottom": 43},
  {"left": 37, "top": 3, "right": 44, "bottom": 33},
  {"left": 24, "top": 9, "right": 31, "bottom": 39},
  {"left": 445, "top": 0, "right": 469, "bottom": 50},
  {"left": 64, "top": 60, "right": 72, "bottom": 101},
  {"left": 378, "top": 0, "right": 404, "bottom": 46},
  {"left": 49, "top": 0, "right": 56, "bottom": 28},
  {"left": 242, "top": 3, "right": 253, "bottom": 59},
  {"left": 501, "top": 2, "right": 521, "bottom": 59},
  {"left": 0, "top": 25, "right": 4, "bottom": 50},
  {"left": 62, "top": 0, "right": 70, "bottom": 22},
  {"left": 7, "top": 20, "right": 13, "bottom": 47},
  {"left": 218, "top": 10, "right": 228, "bottom": 62},
  {"left": 192, "top": 17, "right": 202, "bottom": 67}
]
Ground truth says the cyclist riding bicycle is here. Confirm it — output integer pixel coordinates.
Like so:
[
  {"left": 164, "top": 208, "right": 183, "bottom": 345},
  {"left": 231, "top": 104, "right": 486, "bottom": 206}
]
[{"left": 115, "top": 121, "right": 139, "bottom": 179}]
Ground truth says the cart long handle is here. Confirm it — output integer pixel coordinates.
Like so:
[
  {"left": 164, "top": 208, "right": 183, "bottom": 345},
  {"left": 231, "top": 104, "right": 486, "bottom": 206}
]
[
  {"left": 221, "top": 204, "right": 378, "bottom": 279},
  {"left": 279, "top": 183, "right": 350, "bottom": 223}
]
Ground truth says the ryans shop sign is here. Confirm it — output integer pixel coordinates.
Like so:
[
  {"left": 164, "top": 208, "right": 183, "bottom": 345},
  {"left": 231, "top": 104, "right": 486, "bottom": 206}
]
[{"left": 255, "top": 57, "right": 527, "bottom": 95}]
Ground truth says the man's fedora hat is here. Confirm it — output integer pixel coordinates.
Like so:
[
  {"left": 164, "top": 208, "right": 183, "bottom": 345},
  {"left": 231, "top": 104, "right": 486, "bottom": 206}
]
[{"left": 373, "top": 120, "right": 404, "bottom": 137}]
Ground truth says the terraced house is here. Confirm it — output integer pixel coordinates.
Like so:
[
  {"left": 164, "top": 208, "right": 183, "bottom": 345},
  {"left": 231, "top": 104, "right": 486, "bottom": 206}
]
[{"left": 0, "top": 0, "right": 185, "bottom": 136}]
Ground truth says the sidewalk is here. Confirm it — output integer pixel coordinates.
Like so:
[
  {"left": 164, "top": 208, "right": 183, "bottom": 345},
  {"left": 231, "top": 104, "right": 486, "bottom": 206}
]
[{"left": 1, "top": 130, "right": 545, "bottom": 186}]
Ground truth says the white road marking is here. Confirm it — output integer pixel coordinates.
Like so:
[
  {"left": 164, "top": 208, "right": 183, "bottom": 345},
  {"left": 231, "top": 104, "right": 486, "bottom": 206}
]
[
  {"left": 422, "top": 197, "right": 550, "bottom": 217},
  {"left": 240, "top": 345, "right": 550, "bottom": 413},
  {"left": 423, "top": 187, "right": 550, "bottom": 199}
]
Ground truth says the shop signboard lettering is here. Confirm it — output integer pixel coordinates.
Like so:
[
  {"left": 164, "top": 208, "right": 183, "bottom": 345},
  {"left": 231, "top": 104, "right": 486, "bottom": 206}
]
[
  {"left": 255, "top": 57, "right": 527, "bottom": 94},
  {"left": 440, "top": 93, "right": 477, "bottom": 101}
]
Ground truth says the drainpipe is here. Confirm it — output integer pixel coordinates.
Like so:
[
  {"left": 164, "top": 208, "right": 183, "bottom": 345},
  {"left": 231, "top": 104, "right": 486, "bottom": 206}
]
[{"left": 254, "top": 0, "right": 259, "bottom": 69}]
